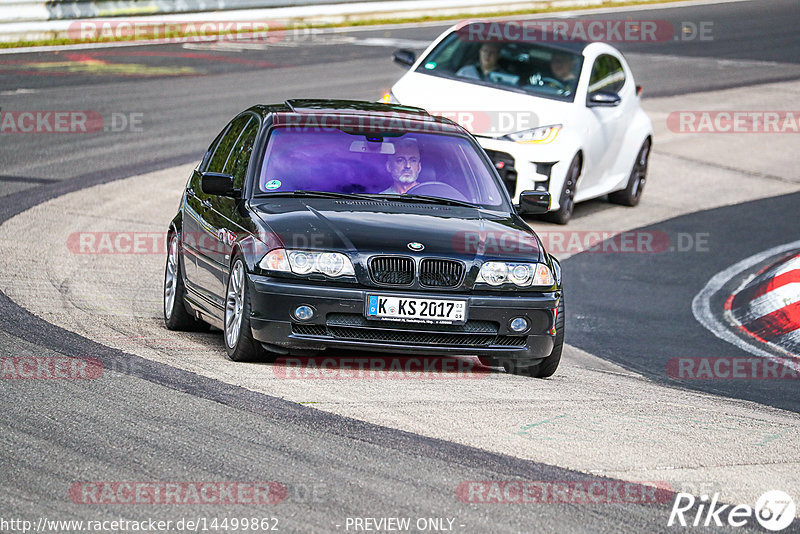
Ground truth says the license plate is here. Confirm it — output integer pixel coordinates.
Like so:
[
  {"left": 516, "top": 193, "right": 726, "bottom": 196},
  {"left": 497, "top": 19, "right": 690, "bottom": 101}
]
[{"left": 365, "top": 295, "right": 467, "bottom": 325}]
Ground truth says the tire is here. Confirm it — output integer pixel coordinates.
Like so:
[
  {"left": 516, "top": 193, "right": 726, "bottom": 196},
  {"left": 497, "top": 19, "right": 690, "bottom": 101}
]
[
  {"left": 609, "top": 138, "right": 651, "bottom": 207},
  {"left": 224, "top": 256, "right": 276, "bottom": 363},
  {"left": 477, "top": 356, "right": 499, "bottom": 367},
  {"left": 164, "top": 233, "right": 207, "bottom": 331},
  {"left": 503, "top": 294, "right": 565, "bottom": 378},
  {"left": 544, "top": 154, "right": 581, "bottom": 225}
]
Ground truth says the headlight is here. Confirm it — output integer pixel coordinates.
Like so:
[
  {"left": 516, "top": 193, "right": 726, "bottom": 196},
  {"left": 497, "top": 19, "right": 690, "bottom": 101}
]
[
  {"left": 315, "top": 252, "right": 349, "bottom": 277},
  {"left": 476, "top": 262, "right": 554, "bottom": 287},
  {"left": 261, "top": 249, "right": 289, "bottom": 271},
  {"left": 504, "top": 124, "right": 561, "bottom": 144},
  {"left": 259, "top": 249, "right": 355, "bottom": 278}
]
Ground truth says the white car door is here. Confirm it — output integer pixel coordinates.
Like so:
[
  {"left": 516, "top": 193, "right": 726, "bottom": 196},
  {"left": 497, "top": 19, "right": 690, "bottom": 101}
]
[{"left": 576, "top": 53, "right": 632, "bottom": 199}]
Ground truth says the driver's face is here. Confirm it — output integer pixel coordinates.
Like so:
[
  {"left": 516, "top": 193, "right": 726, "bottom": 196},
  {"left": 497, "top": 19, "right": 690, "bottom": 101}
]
[
  {"left": 551, "top": 55, "right": 574, "bottom": 80},
  {"left": 386, "top": 144, "right": 421, "bottom": 184},
  {"left": 479, "top": 44, "right": 501, "bottom": 72}
]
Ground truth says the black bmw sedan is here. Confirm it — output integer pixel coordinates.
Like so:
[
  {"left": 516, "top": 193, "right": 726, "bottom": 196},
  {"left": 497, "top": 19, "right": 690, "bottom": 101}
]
[{"left": 163, "top": 99, "right": 564, "bottom": 377}]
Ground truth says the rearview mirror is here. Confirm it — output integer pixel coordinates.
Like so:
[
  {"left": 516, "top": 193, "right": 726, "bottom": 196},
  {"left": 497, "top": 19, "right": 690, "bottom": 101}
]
[
  {"left": 587, "top": 91, "right": 621, "bottom": 107},
  {"left": 517, "top": 190, "right": 551, "bottom": 215},
  {"left": 392, "top": 49, "right": 416, "bottom": 68},
  {"left": 201, "top": 172, "right": 240, "bottom": 197}
]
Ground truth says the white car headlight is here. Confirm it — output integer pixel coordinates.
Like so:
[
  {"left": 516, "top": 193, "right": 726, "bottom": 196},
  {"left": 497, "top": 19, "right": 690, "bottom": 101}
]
[
  {"left": 505, "top": 124, "right": 561, "bottom": 144},
  {"left": 477, "top": 262, "right": 554, "bottom": 287},
  {"left": 260, "top": 249, "right": 355, "bottom": 278}
]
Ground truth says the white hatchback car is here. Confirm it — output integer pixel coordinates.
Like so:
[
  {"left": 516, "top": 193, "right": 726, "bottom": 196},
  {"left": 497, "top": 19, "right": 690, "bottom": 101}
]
[{"left": 386, "top": 20, "right": 653, "bottom": 224}]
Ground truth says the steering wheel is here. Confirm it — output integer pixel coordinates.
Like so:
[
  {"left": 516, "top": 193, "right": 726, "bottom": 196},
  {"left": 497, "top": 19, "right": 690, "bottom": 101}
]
[
  {"left": 539, "top": 76, "right": 567, "bottom": 90},
  {"left": 406, "top": 182, "right": 469, "bottom": 202}
]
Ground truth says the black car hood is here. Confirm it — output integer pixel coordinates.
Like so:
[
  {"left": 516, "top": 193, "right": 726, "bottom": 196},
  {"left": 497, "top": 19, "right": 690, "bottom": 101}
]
[{"left": 250, "top": 198, "right": 543, "bottom": 263}]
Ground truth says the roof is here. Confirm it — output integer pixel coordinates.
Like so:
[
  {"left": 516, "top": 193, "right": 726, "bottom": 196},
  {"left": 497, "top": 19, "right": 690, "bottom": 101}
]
[{"left": 246, "top": 99, "right": 467, "bottom": 136}]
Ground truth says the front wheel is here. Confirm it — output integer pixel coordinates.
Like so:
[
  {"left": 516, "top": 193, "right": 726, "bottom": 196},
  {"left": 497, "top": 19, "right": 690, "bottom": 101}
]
[
  {"left": 609, "top": 138, "right": 650, "bottom": 207},
  {"left": 224, "top": 257, "right": 276, "bottom": 362},
  {"left": 543, "top": 155, "right": 581, "bottom": 225}
]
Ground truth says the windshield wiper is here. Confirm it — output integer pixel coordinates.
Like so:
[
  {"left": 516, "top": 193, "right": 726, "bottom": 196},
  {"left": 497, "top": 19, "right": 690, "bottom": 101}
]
[
  {"left": 254, "top": 190, "right": 479, "bottom": 208},
  {"left": 375, "top": 193, "right": 478, "bottom": 208},
  {"left": 254, "top": 190, "right": 385, "bottom": 202}
]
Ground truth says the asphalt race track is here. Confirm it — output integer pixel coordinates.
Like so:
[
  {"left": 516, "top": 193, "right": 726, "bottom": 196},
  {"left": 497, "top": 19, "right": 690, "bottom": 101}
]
[{"left": 1, "top": 0, "right": 799, "bottom": 532}]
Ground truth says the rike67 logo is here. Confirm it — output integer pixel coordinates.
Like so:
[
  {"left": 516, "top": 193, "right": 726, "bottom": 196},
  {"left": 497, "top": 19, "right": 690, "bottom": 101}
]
[{"left": 668, "top": 490, "right": 795, "bottom": 531}]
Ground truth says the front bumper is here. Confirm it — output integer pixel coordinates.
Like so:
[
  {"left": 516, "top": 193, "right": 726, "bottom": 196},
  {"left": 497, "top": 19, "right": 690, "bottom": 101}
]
[
  {"left": 479, "top": 137, "right": 570, "bottom": 208},
  {"left": 248, "top": 275, "right": 558, "bottom": 361}
]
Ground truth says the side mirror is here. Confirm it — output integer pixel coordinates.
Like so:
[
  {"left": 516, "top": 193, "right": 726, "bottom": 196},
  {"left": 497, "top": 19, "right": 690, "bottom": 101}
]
[
  {"left": 517, "top": 190, "right": 551, "bottom": 215},
  {"left": 201, "top": 172, "right": 239, "bottom": 197},
  {"left": 392, "top": 48, "right": 416, "bottom": 68},
  {"left": 587, "top": 90, "right": 621, "bottom": 107}
]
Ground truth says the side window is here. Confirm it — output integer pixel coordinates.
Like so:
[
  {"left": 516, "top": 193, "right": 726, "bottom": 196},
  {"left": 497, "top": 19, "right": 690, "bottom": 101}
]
[
  {"left": 415, "top": 33, "right": 465, "bottom": 73},
  {"left": 223, "top": 117, "right": 259, "bottom": 189},
  {"left": 588, "top": 54, "right": 625, "bottom": 95},
  {"left": 201, "top": 127, "right": 228, "bottom": 169},
  {"left": 206, "top": 115, "right": 250, "bottom": 173}
]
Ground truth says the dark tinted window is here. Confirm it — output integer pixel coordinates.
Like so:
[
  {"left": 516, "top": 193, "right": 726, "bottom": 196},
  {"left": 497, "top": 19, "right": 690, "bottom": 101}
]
[
  {"left": 258, "top": 128, "right": 508, "bottom": 208},
  {"left": 202, "top": 128, "right": 228, "bottom": 169},
  {"left": 223, "top": 117, "right": 259, "bottom": 189},
  {"left": 589, "top": 54, "right": 625, "bottom": 95},
  {"left": 207, "top": 115, "right": 250, "bottom": 173}
]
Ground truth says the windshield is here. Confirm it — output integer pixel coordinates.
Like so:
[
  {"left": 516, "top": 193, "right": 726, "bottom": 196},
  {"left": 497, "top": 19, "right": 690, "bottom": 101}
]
[
  {"left": 417, "top": 32, "right": 583, "bottom": 102},
  {"left": 257, "top": 127, "right": 509, "bottom": 209}
]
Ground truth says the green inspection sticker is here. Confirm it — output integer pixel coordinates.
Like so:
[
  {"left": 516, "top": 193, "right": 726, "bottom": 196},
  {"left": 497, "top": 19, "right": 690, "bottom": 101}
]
[{"left": 264, "top": 179, "right": 282, "bottom": 190}]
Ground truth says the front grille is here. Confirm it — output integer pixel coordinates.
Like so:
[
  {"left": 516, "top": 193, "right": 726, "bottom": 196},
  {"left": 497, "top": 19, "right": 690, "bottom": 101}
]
[
  {"left": 493, "top": 336, "right": 529, "bottom": 347},
  {"left": 369, "top": 256, "right": 414, "bottom": 285},
  {"left": 327, "top": 328, "right": 495, "bottom": 346},
  {"left": 419, "top": 259, "right": 465, "bottom": 288},
  {"left": 327, "top": 313, "right": 497, "bottom": 333},
  {"left": 291, "top": 315, "right": 527, "bottom": 348},
  {"left": 292, "top": 324, "right": 327, "bottom": 336}
]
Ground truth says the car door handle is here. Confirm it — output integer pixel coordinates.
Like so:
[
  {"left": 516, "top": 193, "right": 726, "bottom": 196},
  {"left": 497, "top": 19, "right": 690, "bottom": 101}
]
[
  {"left": 187, "top": 188, "right": 196, "bottom": 198},
  {"left": 200, "top": 199, "right": 212, "bottom": 209}
]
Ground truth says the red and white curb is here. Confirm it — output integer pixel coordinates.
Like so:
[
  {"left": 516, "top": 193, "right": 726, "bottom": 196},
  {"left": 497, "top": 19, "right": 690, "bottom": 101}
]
[
  {"left": 726, "top": 253, "right": 800, "bottom": 355},
  {"left": 692, "top": 240, "right": 800, "bottom": 368}
]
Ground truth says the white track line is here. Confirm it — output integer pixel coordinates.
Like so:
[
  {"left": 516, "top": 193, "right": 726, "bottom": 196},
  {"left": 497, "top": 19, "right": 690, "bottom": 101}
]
[{"left": 692, "top": 240, "right": 800, "bottom": 366}]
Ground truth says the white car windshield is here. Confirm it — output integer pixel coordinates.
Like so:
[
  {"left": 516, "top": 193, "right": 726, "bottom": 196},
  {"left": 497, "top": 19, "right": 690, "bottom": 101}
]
[{"left": 417, "top": 32, "right": 584, "bottom": 102}]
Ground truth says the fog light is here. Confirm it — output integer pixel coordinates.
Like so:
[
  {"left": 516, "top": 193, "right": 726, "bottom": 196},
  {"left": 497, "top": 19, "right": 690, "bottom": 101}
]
[
  {"left": 510, "top": 317, "right": 529, "bottom": 332},
  {"left": 294, "top": 306, "right": 314, "bottom": 321}
]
